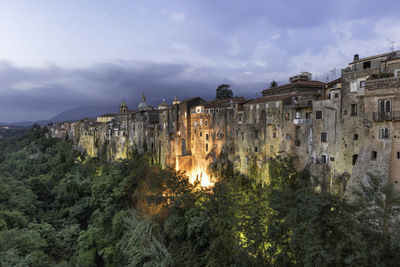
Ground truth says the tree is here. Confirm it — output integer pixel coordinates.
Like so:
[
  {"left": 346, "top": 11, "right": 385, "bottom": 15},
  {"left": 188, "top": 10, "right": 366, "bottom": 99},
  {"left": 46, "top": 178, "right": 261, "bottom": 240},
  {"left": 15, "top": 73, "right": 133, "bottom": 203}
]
[
  {"left": 216, "top": 84, "right": 233, "bottom": 99},
  {"left": 269, "top": 81, "right": 278, "bottom": 89}
]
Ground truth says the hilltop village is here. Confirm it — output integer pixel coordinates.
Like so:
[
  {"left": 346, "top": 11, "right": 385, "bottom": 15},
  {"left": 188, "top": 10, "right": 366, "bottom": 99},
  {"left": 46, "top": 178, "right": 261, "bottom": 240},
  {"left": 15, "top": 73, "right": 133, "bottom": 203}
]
[{"left": 49, "top": 51, "right": 400, "bottom": 192}]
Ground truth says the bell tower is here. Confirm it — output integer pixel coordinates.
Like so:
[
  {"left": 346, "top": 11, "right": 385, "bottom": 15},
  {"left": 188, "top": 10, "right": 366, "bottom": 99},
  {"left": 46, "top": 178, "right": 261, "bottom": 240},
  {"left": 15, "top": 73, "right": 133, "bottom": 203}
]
[{"left": 119, "top": 99, "right": 128, "bottom": 114}]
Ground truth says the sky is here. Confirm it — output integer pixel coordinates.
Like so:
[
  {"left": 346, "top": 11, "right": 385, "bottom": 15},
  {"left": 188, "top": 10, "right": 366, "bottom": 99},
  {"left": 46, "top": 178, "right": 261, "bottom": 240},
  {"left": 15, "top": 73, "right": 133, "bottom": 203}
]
[{"left": 1, "top": 0, "right": 400, "bottom": 122}]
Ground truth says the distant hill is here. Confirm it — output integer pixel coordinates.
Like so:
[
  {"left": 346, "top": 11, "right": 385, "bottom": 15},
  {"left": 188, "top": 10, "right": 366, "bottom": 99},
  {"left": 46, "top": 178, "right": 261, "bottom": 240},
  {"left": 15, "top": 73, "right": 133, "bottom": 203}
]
[
  {"left": 3, "top": 105, "right": 119, "bottom": 126},
  {"left": 48, "top": 105, "right": 117, "bottom": 123}
]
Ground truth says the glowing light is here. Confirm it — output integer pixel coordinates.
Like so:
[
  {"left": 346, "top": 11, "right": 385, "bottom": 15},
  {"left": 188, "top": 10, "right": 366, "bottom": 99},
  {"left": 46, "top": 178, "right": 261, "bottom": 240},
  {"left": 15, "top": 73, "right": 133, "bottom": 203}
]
[{"left": 188, "top": 167, "right": 214, "bottom": 187}]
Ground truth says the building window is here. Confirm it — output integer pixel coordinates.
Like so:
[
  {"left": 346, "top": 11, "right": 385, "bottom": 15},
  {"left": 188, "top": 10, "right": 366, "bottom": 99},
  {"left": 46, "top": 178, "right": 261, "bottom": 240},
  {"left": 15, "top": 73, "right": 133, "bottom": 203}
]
[
  {"left": 379, "top": 128, "right": 390, "bottom": 139},
  {"left": 272, "top": 131, "right": 277, "bottom": 138},
  {"left": 285, "top": 113, "right": 290, "bottom": 120},
  {"left": 363, "top": 61, "right": 371, "bottom": 69},
  {"left": 397, "top": 152, "right": 400, "bottom": 159},
  {"left": 206, "top": 143, "right": 208, "bottom": 152},
  {"left": 200, "top": 119, "right": 203, "bottom": 126},
  {"left": 205, "top": 120, "right": 208, "bottom": 126},
  {"left": 371, "top": 151, "right": 377, "bottom": 160},
  {"left": 316, "top": 110, "right": 323, "bottom": 119},
  {"left": 353, "top": 133, "right": 358, "bottom": 140},
  {"left": 200, "top": 132, "right": 202, "bottom": 137},
  {"left": 206, "top": 134, "right": 209, "bottom": 141},
  {"left": 286, "top": 133, "right": 292, "bottom": 140},
  {"left": 254, "top": 130, "right": 259, "bottom": 139},
  {"left": 305, "top": 112, "right": 311, "bottom": 119},
  {"left": 350, "top": 81, "right": 357, "bottom": 92},
  {"left": 270, "top": 145, "right": 274, "bottom": 153},
  {"left": 321, "top": 132, "right": 327, "bottom": 142},
  {"left": 216, "top": 108, "right": 219, "bottom": 113},
  {"left": 330, "top": 157, "right": 335, "bottom": 162},
  {"left": 265, "top": 103, "right": 269, "bottom": 108},
  {"left": 344, "top": 110, "right": 348, "bottom": 115},
  {"left": 256, "top": 104, "right": 260, "bottom": 109},
  {"left": 194, "top": 121, "right": 198, "bottom": 127},
  {"left": 352, "top": 154, "right": 358, "bottom": 165},
  {"left": 321, "top": 154, "right": 327, "bottom": 164},
  {"left": 250, "top": 105, "right": 254, "bottom": 110},
  {"left": 334, "top": 93, "right": 339, "bottom": 98},
  {"left": 379, "top": 99, "right": 391, "bottom": 115},
  {"left": 351, "top": 104, "right": 358, "bottom": 116},
  {"left": 360, "top": 81, "right": 366, "bottom": 88},
  {"left": 254, "top": 146, "right": 258, "bottom": 152}
]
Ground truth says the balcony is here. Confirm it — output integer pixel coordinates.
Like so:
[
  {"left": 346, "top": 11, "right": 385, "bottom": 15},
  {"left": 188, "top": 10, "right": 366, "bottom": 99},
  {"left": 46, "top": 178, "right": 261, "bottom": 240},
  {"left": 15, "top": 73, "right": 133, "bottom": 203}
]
[
  {"left": 372, "top": 111, "right": 400, "bottom": 121},
  {"left": 293, "top": 118, "right": 312, "bottom": 125},
  {"left": 366, "top": 77, "right": 400, "bottom": 91}
]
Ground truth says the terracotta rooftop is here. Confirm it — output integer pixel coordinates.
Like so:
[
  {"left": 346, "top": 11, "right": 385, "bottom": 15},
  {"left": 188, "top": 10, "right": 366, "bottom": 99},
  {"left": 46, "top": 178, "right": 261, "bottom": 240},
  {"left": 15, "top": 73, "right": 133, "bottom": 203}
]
[
  {"left": 205, "top": 97, "right": 246, "bottom": 108},
  {"left": 262, "top": 80, "right": 325, "bottom": 95},
  {"left": 98, "top": 113, "right": 115, "bottom": 117},
  {"left": 246, "top": 91, "right": 315, "bottom": 105},
  {"left": 349, "top": 50, "right": 400, "bottom": 64}
]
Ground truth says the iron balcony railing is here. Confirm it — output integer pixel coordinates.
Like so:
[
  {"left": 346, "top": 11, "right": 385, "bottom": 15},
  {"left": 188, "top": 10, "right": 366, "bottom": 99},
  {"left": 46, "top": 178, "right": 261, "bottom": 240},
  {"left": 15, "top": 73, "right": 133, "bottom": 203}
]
[
  {"left": 372, "top": 111, "right": 400, "bottom": 121},
  {"left": 293, "top": 118, "right": 312, "bottom": 125}
]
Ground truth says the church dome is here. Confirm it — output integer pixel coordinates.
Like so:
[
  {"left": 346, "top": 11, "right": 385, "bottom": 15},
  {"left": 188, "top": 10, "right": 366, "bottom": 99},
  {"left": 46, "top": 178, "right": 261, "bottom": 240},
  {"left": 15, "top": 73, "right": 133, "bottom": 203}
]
[
  {"left": 138, "top": 92, "right": 149, "bottom": 110},
  {"left": 158, "top": 98, "right": 169, "bottom": 110}
]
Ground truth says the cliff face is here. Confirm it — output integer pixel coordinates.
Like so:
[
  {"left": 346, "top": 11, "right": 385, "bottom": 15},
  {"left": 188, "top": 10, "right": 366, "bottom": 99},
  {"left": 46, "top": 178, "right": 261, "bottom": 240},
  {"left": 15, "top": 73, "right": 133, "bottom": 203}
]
[{"left": 48, "top": 52, "right": 400, "bottom": 193}]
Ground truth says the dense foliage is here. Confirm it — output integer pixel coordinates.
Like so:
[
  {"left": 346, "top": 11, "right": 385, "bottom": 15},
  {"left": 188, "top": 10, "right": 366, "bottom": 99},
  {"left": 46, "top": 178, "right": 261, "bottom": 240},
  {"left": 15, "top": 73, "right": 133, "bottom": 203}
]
[
  {"left": 0, "top": 127, "right": 399, "bottom": 266},
  {"left": 215, "top": 84, "right": 233, "bottom": 100}
]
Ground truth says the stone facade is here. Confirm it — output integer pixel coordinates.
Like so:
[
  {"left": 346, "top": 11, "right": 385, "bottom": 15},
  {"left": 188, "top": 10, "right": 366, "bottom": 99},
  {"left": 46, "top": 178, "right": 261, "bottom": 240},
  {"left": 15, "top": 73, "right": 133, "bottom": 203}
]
[{"left": 49, "top": 51, "right": 400, "bottom": 192}]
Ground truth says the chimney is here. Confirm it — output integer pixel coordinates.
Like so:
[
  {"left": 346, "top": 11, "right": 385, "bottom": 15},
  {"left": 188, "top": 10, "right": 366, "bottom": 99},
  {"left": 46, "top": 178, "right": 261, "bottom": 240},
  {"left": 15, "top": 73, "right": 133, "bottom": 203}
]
[{"left": 353, "top": 54, "right": 359, "bottom": 61}]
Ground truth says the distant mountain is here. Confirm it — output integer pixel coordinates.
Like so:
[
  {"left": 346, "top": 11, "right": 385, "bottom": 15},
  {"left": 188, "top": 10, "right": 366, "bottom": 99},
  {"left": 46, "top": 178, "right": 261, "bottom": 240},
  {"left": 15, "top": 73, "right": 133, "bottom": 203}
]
[{"left": 49, "top": 105, "right": 117, "bottom": 123}]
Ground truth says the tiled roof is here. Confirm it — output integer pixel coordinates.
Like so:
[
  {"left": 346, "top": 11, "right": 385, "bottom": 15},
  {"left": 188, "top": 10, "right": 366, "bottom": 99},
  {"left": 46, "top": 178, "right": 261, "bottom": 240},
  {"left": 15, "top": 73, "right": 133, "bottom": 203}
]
[
  {"left": 349, "top": 50, "right": 400, "bottom": 64},
  {"left": 205, "top": 97, "right": 246, "bottom": 108},
  {"left": 245, "top": 91, "right": 316, "bottom": 105},
  {"left": 262, "top": 80, "right": 325, "bottom": 94}
]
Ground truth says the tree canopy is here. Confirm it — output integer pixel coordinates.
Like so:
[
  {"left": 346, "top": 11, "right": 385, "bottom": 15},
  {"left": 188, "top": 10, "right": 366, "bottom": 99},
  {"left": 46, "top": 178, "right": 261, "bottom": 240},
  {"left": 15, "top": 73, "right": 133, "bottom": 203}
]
[
  {"left": 0, "top": 128, "right": 399, "bottom": 266},
  {"left": 216, "top": 84, "right": 233, "bottom": 99},
  {"left": 269, "top": 80, "right": 278, "bottom": 88}
]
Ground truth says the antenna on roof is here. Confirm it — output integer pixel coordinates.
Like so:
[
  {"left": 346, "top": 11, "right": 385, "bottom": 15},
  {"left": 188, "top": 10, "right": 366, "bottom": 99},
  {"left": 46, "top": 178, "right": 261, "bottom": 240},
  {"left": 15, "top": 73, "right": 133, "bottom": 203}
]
[{"left": 391, "top": 41, "right": 396, "bottom": 52}]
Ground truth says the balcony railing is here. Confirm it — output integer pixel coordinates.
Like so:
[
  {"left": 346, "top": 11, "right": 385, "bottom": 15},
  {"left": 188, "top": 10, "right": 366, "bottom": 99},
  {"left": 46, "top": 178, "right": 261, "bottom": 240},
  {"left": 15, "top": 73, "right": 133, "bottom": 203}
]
[
  {"left": 372, "top": 111, "right": 400, "bottom": 121},
  {"left": 293, "top": 118, "right": 312, "bottom": 125}
]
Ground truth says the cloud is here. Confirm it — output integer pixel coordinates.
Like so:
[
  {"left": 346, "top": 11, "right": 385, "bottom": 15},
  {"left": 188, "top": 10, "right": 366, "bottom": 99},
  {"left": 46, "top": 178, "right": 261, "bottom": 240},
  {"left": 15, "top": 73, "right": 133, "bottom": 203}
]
[
  {"left": 165, "top": 10, "right": 186, "bottom": 23},
  {"left": 0, "top": 60, "right": 264, "bottom": 122}
]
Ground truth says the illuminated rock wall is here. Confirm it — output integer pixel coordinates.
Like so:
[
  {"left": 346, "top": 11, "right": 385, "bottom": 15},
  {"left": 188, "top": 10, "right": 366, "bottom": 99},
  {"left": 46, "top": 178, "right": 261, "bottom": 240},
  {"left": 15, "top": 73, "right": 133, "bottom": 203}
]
[{"left": 48, "top": 51, "right": 400, "bottom": 192}]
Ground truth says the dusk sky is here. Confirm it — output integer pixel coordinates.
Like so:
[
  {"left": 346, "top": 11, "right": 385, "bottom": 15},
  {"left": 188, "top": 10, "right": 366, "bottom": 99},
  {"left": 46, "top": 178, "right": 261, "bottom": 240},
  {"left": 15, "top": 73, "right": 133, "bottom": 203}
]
[{"left": 1, "top": 0, "right": 400, "bottom": 122}]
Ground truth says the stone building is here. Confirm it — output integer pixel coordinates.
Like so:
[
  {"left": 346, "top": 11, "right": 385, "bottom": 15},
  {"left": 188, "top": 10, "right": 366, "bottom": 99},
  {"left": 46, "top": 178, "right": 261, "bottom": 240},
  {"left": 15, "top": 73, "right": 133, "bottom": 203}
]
[{"left": 47, "top": 50, "right": 400, "bottom": 192}]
